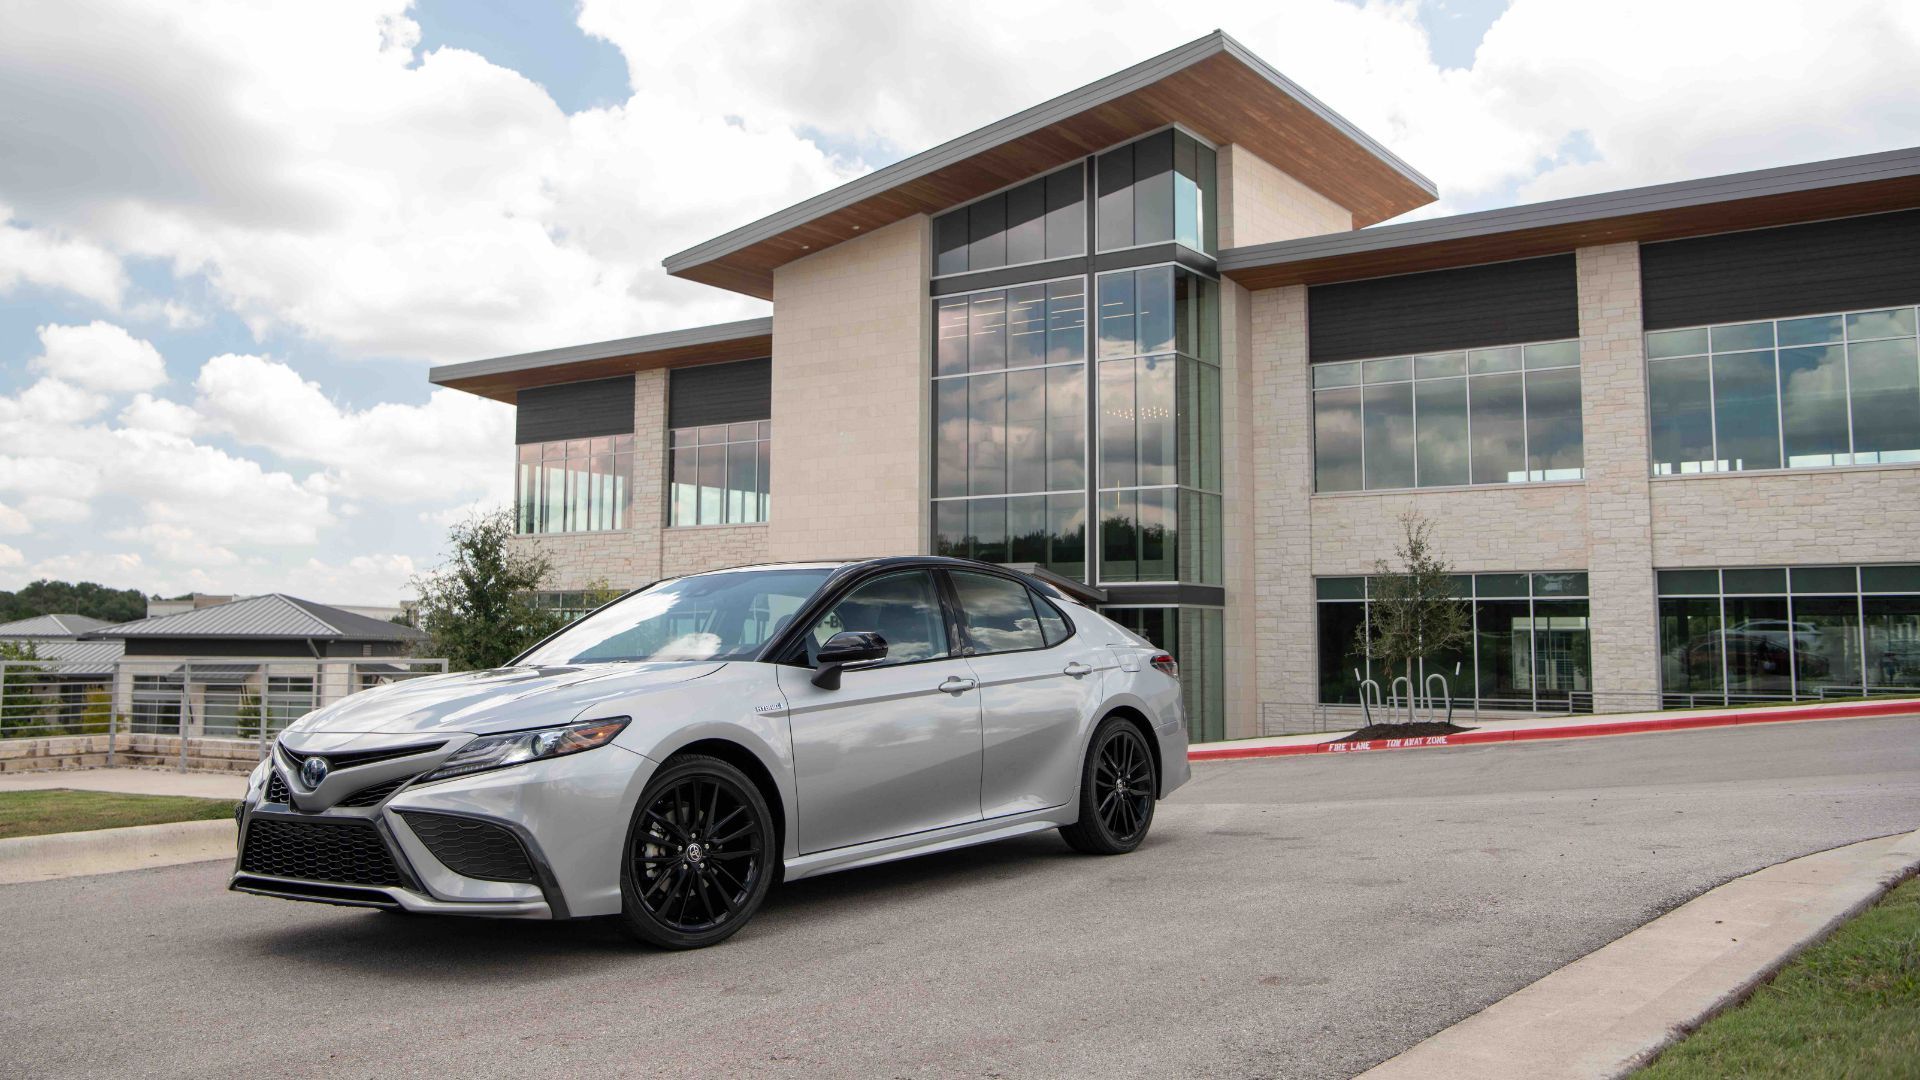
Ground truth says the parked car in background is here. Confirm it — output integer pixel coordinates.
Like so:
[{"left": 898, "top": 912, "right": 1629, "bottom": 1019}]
[{"left": 230, "top": 557, "right": 1190, "bottom": 948}]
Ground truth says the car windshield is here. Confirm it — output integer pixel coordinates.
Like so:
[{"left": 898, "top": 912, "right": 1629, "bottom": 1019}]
[{"left": 518, "top": 568, "right": 836, "bottom": 665}]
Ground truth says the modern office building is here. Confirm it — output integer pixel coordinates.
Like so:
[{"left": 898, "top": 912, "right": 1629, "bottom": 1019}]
[{"left": 429, "top": 31, "right": 1920, "bottom": 741}]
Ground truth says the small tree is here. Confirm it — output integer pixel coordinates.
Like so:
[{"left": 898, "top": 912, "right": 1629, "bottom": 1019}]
[
  {"left": 1355, "top": 513, "right": 1472, "bottom": 719},
  {"left": 411, "top": 508, "right": 565, "bottom": 671},
  {"left": 0, "top": 640, "right": 50, "bottom": 737}
]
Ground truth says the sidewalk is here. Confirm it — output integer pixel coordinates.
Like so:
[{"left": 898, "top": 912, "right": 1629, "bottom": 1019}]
[
  {"left": 0, "top": 766, "right": 248, "bottom": 800},
  {"left": 1188, "top": 696, "right": 1920, "bottom": 761}
]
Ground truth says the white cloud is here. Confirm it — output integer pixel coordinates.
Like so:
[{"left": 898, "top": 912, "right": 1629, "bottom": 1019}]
[
  {"left": 0, "top": 503, "right": 27, "bottom": 535},
  {"left": 17, "top": 495, "right": 90, "bottom": 526},
  {"left": 0, "top": 544, "right": 21, "bottom": 569},
  {"left": 0, "top": 211, "right": 125, "bottom": 308},
  {"left": 192, "top": 352, "right": 513, "bottom": 505},
  {"left": 31, "top": 321, "right": 168, "bottom": 393},
  {"left": 117, "top": 393, "right": 201, "bottom": 437},
  {"left": 0, "top": 379, "right": 108, "bottom": 425}
]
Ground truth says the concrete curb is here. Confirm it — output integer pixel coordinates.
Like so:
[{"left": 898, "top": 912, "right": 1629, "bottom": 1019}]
[
  {"left": 1189, "top": 698, "right": 1920, "bottom": 762},
  {"left": 1357, "top": 827, "right": 1920, "bottom": 1080},
  {"left": 0, "top": 819, "right": 236, "bottom": 885}
]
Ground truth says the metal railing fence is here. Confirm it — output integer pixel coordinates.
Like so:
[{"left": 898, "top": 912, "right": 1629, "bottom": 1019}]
[{"left": 0, "top": 657, "right": 450, "bottom": 769}]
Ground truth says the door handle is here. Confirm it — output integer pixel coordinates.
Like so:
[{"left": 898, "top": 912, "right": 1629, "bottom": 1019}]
[
  {"left": 1063, "top": 662, "right": 1093, "bottom": 678},
  {"left": 938, "top": 676, "right": 977, "bottom": 695}
]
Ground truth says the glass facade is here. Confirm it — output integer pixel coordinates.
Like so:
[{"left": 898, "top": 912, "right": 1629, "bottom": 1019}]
[
  {"left": 933, "top": 163, "right": 1086, "bottom": 276},
  {"left": 932, "top": 277, "right": 1088, "bottom": 580},
  {"left": 1095, "top": 265, "right": 1221, "bottom": 583},
  {"left": 1105, "top": 606, "right": 1225, "bottom": 743},
  {"left": 1316, "top": 572, "right": 1592, "bottom": 710},
  {"left": 1646, "top": 305, "right": 1920, "bottom": 475},
  {"left": 1311, "top": 340, "right": 1583, "bottom": 493},
  {"left": 516, "top": 435, "right": 634, "bottom": 534},
  {"left": 1095, "top": 128, "right": 1217, "bottom": 255},
  {"left": 669, "top": 421, "right": 771, "bottom": 527},
  {"left": 1657, "top": 565, "right": 1920, "bottom": 705}
]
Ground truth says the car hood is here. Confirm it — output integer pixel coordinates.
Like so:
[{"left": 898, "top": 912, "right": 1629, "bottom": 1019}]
[{"left": 281, "top": 663, "right": 726, "bottom": 737}]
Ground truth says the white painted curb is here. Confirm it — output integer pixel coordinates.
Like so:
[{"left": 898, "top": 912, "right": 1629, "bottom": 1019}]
[{"left": 0, "top": 819, "right": 236, "bottom": 885}]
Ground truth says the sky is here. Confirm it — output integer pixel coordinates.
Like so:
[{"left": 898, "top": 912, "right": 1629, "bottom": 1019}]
[{"left": 1, "top": 0, "right": 1918, "bottom": 604}]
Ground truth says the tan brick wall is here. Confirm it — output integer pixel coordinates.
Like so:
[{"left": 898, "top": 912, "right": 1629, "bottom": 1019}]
[
  {"left": 511, "top": 368, "right": 667, "bottom": 591},
  {"left": 1651, "top": 465, "right": 1920, "bottom": 566},
  {"left": 1218, "top": 144, "right": 1353, "bottom": 249},
  {"left": 1218, "top": 278, "right": 1257, "bottom": 737},
  {"left": 1578, "top": 243, "right": 1661, "bottom": 707},
  {"left": 1247, "top": 285, "right": 1318, "bottom": 723},
  {"left": 661, "top": 524, "right": 771, "bottom": 578},
  {"left": 768, "top": 215, "right": 930, "bottom": 561},
  {"left": 1309, "top": 484, "right": 1592, "bottom": 575}
]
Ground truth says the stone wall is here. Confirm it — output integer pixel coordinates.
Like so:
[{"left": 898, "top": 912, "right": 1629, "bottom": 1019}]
[
  {"left": 1651, "top": 466, "right": 1920, "bottom": 566},
  {"left": 660, "top": 524, "right": 772, "bottom": 578},
  {"left": 1219, "top": 144, "right": 1353, "bottom": 249}
]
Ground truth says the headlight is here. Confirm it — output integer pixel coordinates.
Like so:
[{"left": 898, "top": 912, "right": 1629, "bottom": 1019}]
[{"left": 419, "top": 717, "right": 630, "bottom": 783}]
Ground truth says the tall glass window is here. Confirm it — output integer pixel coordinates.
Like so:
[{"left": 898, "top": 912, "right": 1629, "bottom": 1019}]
[
  {"left": 1095, "top": 129, "right": 1217, "bottom": 255},
  {"left": 933, "top": 277, "right": 1088, "bottom": 580},
  {"left": 933, "top": 163, "right": 1086, "bottom": 276},
  {"left": 1105, "top": 606, "right": 1225, "bottom": 743},
  {"left": 1095, "top": 265, "right": 1221, "bottom": 584},
  {"left": 1646, "top": 305, "right": 1920, "bottom": 475},
  {"left": 1311, "top": 340, "right": 1583, "bottom": 493},
  {"left": 516, "top": 434, "right": 634, "bottom": 534},
  {"left": 1316, "top": 572, "right": 1592, "bottom": 711},
  {"left": 668, "top": 422, "right": 770, "bottom": 526},
  {"left": 1657, "top": 565, "right": 1920, "bottom": 705}
]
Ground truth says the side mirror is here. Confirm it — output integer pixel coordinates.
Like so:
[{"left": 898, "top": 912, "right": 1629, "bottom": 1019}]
[{"left": 812, "top": 631, "right": 888, "bottom": 690}]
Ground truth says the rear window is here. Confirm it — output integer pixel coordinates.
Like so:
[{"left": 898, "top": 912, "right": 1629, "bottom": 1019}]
[{"left": 949, "top": 571, "right": 1047, "bottom": 655}]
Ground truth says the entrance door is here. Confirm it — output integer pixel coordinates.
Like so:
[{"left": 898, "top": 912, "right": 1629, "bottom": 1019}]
[{"left": 779, "top": 570, "right": 984, "bottom": 854}]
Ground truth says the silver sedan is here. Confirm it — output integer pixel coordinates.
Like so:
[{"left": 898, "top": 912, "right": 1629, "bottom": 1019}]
[{"left": 231, "top": 557, "right": 1191, "bottom": 948}]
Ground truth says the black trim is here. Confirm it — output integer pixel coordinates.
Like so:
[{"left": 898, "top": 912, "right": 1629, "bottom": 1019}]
[
  {"left": 930, "top": 256, "right": 1089, "bottom": 296},
  {"left": 1640, "top": 209, "right": 1920, "bottom": 330},
  {"left": 1093, "top": 242, "right": 1217, "bottom": 276},
  {"left": 1307, "top": 254, "right": 1578, "bottom": 362},
  {"left": 1098, "top": 583, "right": 1225, "bottom": 607},
  {"left": 391, "top": 806, "right": 572, "bottom": 920},
  {"left": 229, "top": 875, "right": 400, "bottom": 909},
  {"left": 667, "top": 357, "right": 772, "bottom": 429},
  {"left": 514, "top": 376, "right": 635, "bottom": 444}
]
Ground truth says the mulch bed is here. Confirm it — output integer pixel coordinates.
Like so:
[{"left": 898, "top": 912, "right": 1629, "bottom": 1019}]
[{"left": 1332, "top": 722, "right": 1474, "bottom": 744}]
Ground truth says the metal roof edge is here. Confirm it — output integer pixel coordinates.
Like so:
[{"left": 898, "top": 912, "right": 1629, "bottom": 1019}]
[
  {"left": 428, "top": 316, "right": 775, "bottom": 386},
  {"left": 1218, "top": 145, "right": 1920, "bottom": 274},
  {"left": 663, "top": 29, "right": 1430, "bottom": 276}
]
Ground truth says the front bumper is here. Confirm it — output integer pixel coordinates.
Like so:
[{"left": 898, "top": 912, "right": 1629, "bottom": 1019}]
[{"left": 231, "top": 741, "right": 656, "bottom": 920}]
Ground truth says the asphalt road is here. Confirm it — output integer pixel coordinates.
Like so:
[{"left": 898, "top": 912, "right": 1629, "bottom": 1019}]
[{"left": 6, "top": 716, "right": 1919, "bottom": 1079}]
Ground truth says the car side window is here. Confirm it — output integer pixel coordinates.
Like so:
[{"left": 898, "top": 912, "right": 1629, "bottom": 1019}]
[
  {"left": 950, "top": 571, "right": 1046, "bottom": 655},
  {"left": 1032, "top": 590, "right": 1071, "bottom": 646},
  {"left": 808, "top": 571, "right": 949, "bottom": 666}
]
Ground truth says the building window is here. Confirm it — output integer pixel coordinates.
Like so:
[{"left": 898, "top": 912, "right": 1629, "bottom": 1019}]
[
  {"left": 1095, "top": 128, "right": 1217, "bottom": 255},
  {"left": 933, "top": 163, "right": 1085, "bottom": 276},
  {"left": 1316, "top": 572, "right": 1592, "bottom": 710},
  {"left": 933, "top": 276, "right": 1089, "bottom": 580},
  {"left": 1657, "top": 565, "right": 1920, "bottom": 706},
  {"left": 1105, "top": 606, "right": 1224, "bottom": 743},
  {"left": 533, "top": 590, "right": 615, "bottom": 623},
  {"left": 1095, "top": 265, "right": 1221, "bottom": 584},
  {"left": 516, "top": 435, "right": 634, "bottom": 534},
  {"left": 668, "top": 421, "right": 770, "bottom": 526},
  {"left": 1645, "top": 305, "right": 1920, "bottom": 475},
  {"left": 1311, "top": 340, "right": 1583, "bottom": 493}
]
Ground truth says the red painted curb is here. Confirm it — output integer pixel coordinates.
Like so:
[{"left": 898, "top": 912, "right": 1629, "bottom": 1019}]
[{"left": 1188, "top": 698, "right": 1920, "bottom": 762}]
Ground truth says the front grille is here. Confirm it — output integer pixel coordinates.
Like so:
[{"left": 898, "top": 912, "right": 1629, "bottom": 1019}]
[
  {"left": 240, "top": 818, "right": 403, "bottom": 886},
  {"left": 399, "top": 811, "right": 536, "bottom": 884},
  {"left": 265, "top": 771, "right": 290, "bottom": 804},
  {"left": 279, "top": 741, "right": 444, "bottom": 771},
  {"left": 337, "top": 776, "right": 411, "bottom": 808}
]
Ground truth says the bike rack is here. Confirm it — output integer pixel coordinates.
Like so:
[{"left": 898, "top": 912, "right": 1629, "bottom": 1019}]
[
  {"left": 1354, "top": 668, "right": 1383, "bottom": 727},
  {"left": 1425, "top": 672, "right": 1453, "bottom": 726}
]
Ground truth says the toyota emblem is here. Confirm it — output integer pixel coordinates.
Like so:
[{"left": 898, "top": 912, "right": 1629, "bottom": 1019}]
[{"left": 300, "top": 755, "right": 330, "bottom": 788}]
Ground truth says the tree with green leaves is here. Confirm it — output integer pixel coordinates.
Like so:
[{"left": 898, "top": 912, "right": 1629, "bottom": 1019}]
[
  {"left": 0, "top": 639, "right": 51, "bottom": 737},
  {"left": 0, "top": 580, "right": 147, "bottom": 623},
  {"left": 411, "top": 509, "right": 566, "bottom": 671},
  {"left": 1355, "top": 512, "right": 1472, "bottom": 720}
]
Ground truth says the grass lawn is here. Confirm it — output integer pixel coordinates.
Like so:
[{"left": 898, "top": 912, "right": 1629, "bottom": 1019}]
[
  {"left": 0, "top": 789, "right": 238, "bottom": 840},
  {"left": 1638, "top": 876, "right": 1920, "bottom": 1079}
]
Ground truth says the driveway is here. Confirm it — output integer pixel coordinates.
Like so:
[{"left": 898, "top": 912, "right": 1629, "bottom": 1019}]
[{"left": 4, "top": 715, "right": 1918, "bottom": 1079}]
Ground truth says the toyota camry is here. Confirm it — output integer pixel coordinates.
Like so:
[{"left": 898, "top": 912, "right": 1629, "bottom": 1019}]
[{"left": 231, "top": 557, "right": 1191, "bottom": 948}]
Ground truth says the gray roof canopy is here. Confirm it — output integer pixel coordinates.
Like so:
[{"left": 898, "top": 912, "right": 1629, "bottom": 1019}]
[
  {"left": 0, "top": 613, "right": 112, "bottom": 638},
  {"left": 82, "top": 594, "right": 425, "bottom": 642}
]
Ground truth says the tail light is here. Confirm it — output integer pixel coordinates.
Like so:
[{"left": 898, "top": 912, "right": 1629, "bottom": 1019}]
[{"left": 1149, "top": 652, "right": 1178, "bottom": 678}]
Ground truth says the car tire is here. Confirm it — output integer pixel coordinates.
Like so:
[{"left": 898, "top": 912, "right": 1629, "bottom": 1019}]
[
  {"left": 1058, "top": 715, "right": 1157, "bottom": 855},
  {"left": 618, "top": 753, "right": 777, "bottom": 950}
]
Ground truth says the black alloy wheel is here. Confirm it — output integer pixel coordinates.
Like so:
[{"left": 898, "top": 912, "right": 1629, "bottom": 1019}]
[
  {"left": 1059, "top": 716, "right": 1157, "bottom": 855},
  {"left": 618, "top": 754, "right": 775, "bottom": 949}
]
